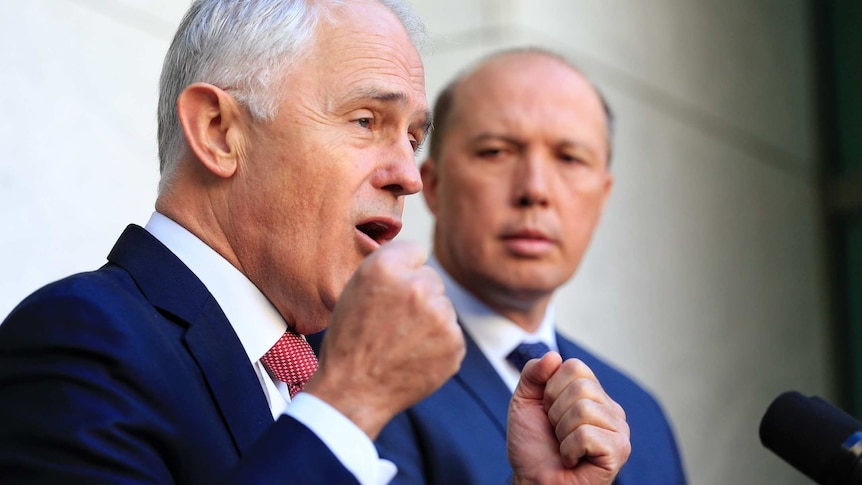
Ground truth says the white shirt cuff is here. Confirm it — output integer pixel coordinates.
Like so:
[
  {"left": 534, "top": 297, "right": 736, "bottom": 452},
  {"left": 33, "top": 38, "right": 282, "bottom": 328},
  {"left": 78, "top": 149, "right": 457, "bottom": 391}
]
[{"left": 285, "top": 393, "right": 397, "bottom": 485}]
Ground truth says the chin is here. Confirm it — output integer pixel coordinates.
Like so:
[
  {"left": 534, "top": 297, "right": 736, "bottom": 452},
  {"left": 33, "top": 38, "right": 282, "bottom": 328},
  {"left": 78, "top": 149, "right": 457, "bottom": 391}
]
[
  {"left": 320, "top": 273, "right": 353, "bottom": 313},
  {"left": 499, "top": 271, "right": 567, "bottom": 293},
  {"left": 293, "top": 304, "right": 332, "bottom": 335},
  {"left": 298, "top": 320, "right": 329, "bottom": 336}
]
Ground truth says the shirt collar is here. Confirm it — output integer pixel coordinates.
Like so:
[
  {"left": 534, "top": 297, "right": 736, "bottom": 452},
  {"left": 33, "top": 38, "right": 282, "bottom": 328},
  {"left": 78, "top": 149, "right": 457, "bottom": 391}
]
[
  {"left": 427, "top": 255, "right": 558, "bottom": 360},
  {"left": 145, "top": 212, "right": 285, "bottom": 363}
]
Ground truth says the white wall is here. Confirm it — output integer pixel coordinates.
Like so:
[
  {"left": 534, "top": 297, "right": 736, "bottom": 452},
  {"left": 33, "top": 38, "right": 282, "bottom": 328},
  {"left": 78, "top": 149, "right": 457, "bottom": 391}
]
[
  {"left": 0, "top": 0, "right": 186, "bottom": 307},
  {"left": 0, "top": 1, "right": 834, "bottom": 484}
]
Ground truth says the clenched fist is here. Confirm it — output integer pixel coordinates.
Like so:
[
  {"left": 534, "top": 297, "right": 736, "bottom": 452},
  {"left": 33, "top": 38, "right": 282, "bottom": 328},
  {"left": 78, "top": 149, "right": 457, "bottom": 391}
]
[
  {"left": 303, "top": 241, "right": 466, "bottom": 439},
  {"left": 508, "top": 353, "right": 631, "bottom": 485}
]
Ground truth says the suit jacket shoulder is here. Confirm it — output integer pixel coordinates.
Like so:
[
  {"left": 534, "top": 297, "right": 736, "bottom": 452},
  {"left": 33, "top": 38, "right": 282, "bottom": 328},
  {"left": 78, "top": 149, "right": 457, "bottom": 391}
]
[{"left": 0, "top": 224, "right": 357, "bottom": 484}]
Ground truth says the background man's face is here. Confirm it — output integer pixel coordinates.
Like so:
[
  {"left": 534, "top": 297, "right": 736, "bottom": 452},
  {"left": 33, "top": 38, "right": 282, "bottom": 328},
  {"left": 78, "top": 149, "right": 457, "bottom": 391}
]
[
  {"left": 424, "top": 53, "right": 613, "bottom": 315},
  {"left": 227, "top": 1, "right": 429, "bottom": 333}
]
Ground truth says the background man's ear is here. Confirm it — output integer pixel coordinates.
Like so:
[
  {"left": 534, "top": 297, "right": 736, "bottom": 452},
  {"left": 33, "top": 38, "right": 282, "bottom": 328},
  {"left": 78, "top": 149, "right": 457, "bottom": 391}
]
[
  {"left": 599, "top": 172, "right": 614, "bottom": 213},
  {"left": 420, "top": 158, "right": 440, "bottom": 215}
]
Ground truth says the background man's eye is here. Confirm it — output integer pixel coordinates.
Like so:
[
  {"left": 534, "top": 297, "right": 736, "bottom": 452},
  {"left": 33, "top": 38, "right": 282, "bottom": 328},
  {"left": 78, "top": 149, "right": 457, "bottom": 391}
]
[{"left": 355, "top": 118, "right": 371, "bottom": 128}]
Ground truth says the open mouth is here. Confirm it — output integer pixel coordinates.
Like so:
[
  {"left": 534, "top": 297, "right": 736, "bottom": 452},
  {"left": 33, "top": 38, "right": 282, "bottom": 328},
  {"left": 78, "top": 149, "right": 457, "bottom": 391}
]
[{"left": 356, "top": 219, "right": 401, "bottom": 245}]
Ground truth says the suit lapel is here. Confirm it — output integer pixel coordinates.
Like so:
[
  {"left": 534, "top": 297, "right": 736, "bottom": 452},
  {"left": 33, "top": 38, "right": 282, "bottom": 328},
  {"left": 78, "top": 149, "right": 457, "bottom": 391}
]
[
  {"left": 455, "top": 328, "right": 583, "bottom": 437},
  {"left": 453, "top": 327, "right": 512, "bottom": 437},
  {"left": 555, "top": 331, "right": 585, "bottom": 362},
  {"left": 183, "top": 303, "right": 273, "bottom": 454},
  {"left": 455, "top": 329, "right": 582, "bottom": 435},
  {"left": 107, "top": 225, "right": 273, "bottom": 455}
]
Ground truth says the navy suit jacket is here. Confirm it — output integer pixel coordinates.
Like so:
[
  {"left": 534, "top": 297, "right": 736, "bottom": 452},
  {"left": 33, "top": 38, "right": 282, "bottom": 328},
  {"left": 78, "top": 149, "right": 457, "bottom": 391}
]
[
  {"left": 374, "top": 327, "right": 687, "bottom": 485},
  {"left": 0, "top": 225, "right": 358, "bottom": 484}
]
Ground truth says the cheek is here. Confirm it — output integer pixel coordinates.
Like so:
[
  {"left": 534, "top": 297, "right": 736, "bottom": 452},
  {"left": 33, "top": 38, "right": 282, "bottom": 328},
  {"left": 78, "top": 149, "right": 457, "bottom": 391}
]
[
  {"left": 445, "top": 204, "right": 501, "bottom": 263},
  {"left": 560, "top": 191, "right": 606, "bottom": 248},
  {"left": 436, "top": 167, "right": 511, "bottom": 241},
  {"left": 443, "top": 169, "right": 505, "bottom": 211},
  {"left": 291, "top": 158, "right": 364, "bottom": 226}
]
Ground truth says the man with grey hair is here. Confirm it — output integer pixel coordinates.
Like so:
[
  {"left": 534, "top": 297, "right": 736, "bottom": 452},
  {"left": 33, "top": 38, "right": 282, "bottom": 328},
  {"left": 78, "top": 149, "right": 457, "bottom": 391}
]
[
  {"left": 0, "top": 3, "right": 630, "bottom": 485},
  {"left": 375, "top": 47, "right": 687, "bottom": 484}
]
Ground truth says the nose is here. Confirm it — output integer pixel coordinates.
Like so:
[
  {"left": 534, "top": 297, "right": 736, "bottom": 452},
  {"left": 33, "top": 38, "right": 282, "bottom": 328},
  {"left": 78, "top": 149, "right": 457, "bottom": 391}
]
[
  {"left": 375, "top": 137, "right": 423, "bottom": 197},
  {"left": 513, "top": 150, "right": 550, "bottom": 208}
]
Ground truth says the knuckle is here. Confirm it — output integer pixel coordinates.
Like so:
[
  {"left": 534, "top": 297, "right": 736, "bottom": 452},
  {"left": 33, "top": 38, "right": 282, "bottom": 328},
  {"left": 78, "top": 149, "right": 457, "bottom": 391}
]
[{"left": 561, "top": 357, "right": 589, "bottom": 375}]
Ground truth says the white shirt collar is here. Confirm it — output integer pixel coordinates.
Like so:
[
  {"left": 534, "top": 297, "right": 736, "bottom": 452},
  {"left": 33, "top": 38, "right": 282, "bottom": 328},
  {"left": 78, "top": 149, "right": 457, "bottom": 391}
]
[
  {"left": 427, "top": 255, "right": 557, "bottom": 392},
  {"left": 144, "top": 212, "right": 285, "bottom": 364}
]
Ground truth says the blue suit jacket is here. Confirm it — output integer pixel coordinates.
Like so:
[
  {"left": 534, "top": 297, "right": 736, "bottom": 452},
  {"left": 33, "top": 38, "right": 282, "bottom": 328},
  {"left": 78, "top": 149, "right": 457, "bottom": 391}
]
[
  {"left": 374, "top": 327, "right": 687, "bottom": 485},
  {"left": 0, "top": 225, "right": 358, "bottom": 484}
]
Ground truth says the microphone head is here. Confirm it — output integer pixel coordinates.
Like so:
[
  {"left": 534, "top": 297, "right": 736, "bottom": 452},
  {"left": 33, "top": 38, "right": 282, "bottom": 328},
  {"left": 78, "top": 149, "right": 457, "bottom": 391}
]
[{"left": 759, "top": 391, "right": 862, "bottom": 485}]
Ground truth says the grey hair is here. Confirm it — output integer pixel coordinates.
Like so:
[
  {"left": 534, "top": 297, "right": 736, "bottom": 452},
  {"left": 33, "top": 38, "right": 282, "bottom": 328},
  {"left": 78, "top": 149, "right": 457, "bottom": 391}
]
[{"left": 156, "top": 0, "right": 427, "bottom": 193}]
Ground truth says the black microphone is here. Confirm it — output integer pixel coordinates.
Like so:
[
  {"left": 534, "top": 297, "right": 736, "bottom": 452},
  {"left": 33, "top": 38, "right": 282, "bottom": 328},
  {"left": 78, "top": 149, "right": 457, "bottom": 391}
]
[{"left": 760, "top": 391, "right": 862, "bottom": 484}]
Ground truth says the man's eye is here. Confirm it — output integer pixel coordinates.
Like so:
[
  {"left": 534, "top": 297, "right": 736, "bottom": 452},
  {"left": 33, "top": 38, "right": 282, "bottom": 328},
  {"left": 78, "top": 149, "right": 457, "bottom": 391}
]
[
  {"left": 355, "top": 118, "right": 372, "bottom": 129},
  {"left": 560, "top": 152, "right": 590, "bottom": 165},
  {"left": 476, "top": 148, "right": 503, "bottom": 158},
  {"left": 411, "top": 139, "right": 426, "bottom": 154}
]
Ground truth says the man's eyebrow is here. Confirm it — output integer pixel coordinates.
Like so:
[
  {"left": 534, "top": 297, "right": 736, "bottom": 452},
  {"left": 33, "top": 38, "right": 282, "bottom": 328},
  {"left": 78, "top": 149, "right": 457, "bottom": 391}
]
[
  {"left": 346, "top": 87, "right": 408, "bottom": 106},
  {"left": 471, "top": 133, "right": 585, "bottom": 148},
  {"left": 347, "top": 87, "right": 432, "bottom": 136},
  {"left": 470, "top": 132, "right": 602, "bottom": 159},
  {"left": 471, "top": 133, "right": 524, "bottom": 146},
  {"left": 369, "top": 88, "right": 407, "bottom": 103}
]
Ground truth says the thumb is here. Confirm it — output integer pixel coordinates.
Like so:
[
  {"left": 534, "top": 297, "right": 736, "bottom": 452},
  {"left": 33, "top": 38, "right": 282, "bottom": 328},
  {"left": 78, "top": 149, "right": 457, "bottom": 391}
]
[{"left": 512, "top": 351, "right": 563, "bottom": 402}]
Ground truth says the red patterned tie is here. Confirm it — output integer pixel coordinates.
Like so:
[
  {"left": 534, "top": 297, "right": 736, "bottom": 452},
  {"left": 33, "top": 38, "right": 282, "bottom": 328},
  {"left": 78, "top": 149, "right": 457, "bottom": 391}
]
[{"left": 260, "top": 330, "right": 319, "bottom": 398}]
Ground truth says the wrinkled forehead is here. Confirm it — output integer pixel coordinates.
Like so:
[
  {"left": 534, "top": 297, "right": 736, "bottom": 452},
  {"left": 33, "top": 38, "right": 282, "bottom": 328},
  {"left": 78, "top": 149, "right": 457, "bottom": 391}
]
[
  {"left": 307, "top": 1, "right": 425, "bottom": 83},
  {"left": 276, "top": 0, "right": 428, "bottom": 126}
]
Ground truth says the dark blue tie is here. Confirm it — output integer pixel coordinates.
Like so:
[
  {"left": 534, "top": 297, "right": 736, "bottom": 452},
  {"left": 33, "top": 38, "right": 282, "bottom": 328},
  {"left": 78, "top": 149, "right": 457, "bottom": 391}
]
[{"left": 506, "top": 341, "right": 552, "bottom": 371}]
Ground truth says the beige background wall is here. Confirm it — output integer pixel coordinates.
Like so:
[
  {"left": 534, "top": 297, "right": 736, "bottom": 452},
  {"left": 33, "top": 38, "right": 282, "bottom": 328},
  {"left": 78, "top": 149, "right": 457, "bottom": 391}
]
[{"left": 0, "top": 1, "right": 834, "bottom": 483}]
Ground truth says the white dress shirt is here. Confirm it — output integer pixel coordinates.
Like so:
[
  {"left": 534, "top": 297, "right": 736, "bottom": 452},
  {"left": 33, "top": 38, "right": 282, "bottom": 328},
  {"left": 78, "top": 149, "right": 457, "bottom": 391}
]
[
  {"left": 145, "top": 212, "right": 395, "bottom": 485},
  {"left": 427, "top": 256, "right": 558, "bottom": 393}
]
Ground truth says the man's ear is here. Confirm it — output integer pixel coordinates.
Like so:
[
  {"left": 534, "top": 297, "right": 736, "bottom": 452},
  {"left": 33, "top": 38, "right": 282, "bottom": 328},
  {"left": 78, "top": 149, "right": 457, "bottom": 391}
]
[
  {"left": 176, "top": 83, "right": 245, "bottom": 178},
  {"left": 420, "top": 158, "right": 440, "bottom": 215},
  {"left": 599, "top": 172, "right": 614, "bottom": 213}
]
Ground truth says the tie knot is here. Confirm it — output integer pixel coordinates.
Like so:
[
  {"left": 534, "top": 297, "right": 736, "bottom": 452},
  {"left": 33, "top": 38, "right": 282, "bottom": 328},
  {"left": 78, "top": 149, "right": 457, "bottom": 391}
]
[
  {"left": 260, "top": 330, "right": 318, "bottom": 398},
  {"left": 506, "top": 341, "right": 552, "bottom": 371}
]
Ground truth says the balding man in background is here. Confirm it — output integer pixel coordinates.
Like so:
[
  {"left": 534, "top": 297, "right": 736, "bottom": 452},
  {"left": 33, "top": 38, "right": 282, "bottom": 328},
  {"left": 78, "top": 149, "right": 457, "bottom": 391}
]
[{"left": 375, "top": 48, "right": 686, "bottom": 485}]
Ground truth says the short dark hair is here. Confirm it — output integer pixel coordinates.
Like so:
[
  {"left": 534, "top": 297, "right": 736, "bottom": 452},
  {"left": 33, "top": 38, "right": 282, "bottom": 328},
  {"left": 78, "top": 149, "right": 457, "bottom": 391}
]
[{"left": 427, "top": 47, "right": 615, "bottom": 164}]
